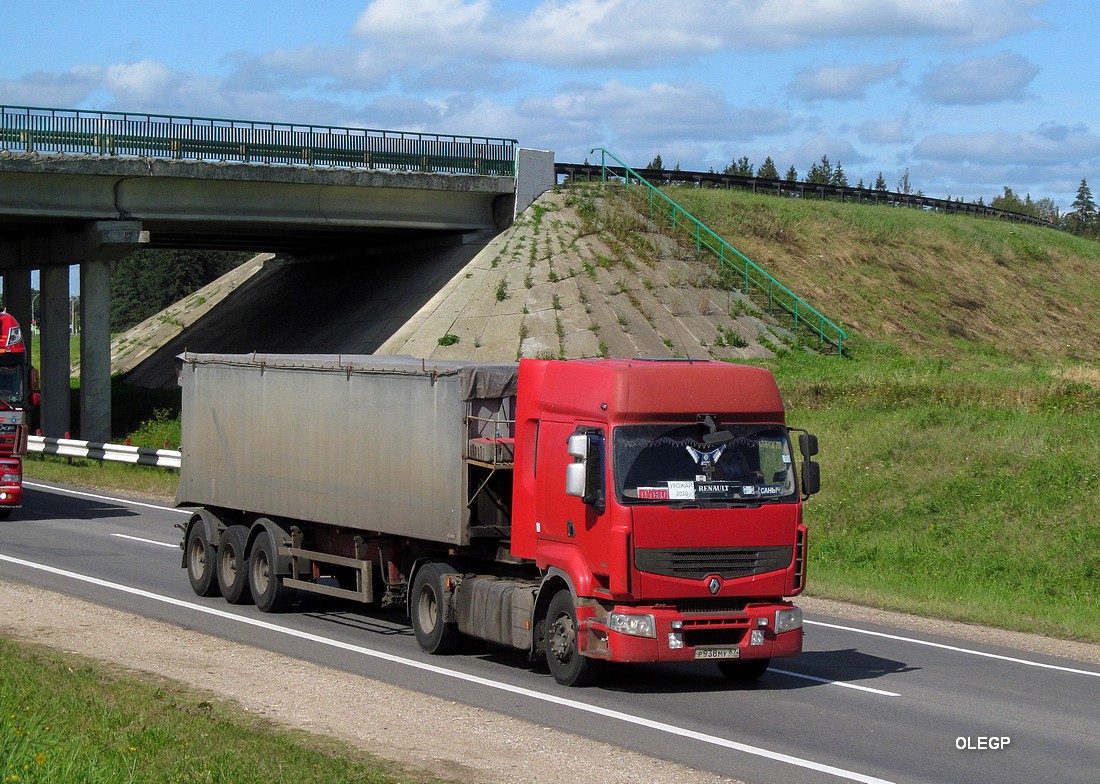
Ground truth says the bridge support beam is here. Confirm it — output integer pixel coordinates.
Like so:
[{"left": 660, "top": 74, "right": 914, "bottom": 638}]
[
  {"left": 79, "top": 258, "right": 113, "bottom": 442},
  {"left": 39, "top": 265, "right": 71, "bottom": 439}
]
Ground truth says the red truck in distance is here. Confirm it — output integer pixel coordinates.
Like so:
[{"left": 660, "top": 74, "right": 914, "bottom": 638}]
[
  {"left": 178, "top": 354, "right": 820, "bottom": 686},
  {"left": 0, "top": 308, "right": 38, "bottom": 519}
]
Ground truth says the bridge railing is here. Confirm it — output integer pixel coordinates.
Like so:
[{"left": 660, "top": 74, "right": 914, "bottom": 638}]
[
  {"left": 587, "top": 148, "right": 847, "bottom": 356},
  {"left": 0, "top": 105, "right": 518, "bottom": 176}
]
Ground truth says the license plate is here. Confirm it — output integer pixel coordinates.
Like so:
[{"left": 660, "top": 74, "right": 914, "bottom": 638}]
[{"left": 694, "top": 647, "right": 740, "bottom": 660}]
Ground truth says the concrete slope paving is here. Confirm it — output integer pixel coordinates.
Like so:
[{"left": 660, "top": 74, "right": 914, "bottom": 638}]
[{"left": 114, "top": 189, "right": 794, "bottom": 389}]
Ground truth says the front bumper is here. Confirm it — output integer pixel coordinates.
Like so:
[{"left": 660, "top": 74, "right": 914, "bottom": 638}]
[{"left": 577, "top": 600, "right": 803, "bottom": 663}]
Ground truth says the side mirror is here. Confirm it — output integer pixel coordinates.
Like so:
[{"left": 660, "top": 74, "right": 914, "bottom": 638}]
[
  {"left": 801, "top": 459, "right": 821, "bottom": 496},
  {"left": 28, "top": 366, "right": 40, "bottom": 394},
  {"left": 564, "top": 431, "right": 605, "bottom": 512},
  {"left": 799, "top": 433, "right": 819, "bottom": 458}
]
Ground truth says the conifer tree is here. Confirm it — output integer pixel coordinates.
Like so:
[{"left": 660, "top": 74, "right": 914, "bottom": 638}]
[{"left": 756, "top": 157, "right": 779, "bottom": 180}]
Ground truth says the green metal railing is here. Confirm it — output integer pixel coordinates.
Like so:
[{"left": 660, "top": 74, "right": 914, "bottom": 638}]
[
  {"left": 0, "top": 105, "right": 517, "bottom": 176},
  {"left": 589, "top": 148, "right": 847, "bottom": 356}
]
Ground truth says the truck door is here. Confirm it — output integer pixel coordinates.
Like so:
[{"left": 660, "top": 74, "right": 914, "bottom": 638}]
[{"left": 536, "top": 421, "right": 612, "bottom": 587}]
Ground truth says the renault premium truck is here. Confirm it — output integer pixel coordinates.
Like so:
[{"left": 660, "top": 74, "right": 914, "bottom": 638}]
[{"left": 178, "top": 353, "right": 819, "bottom": 685}]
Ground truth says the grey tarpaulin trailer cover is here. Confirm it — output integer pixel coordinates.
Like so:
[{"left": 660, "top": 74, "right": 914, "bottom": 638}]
[{"left": 176, "top": 353, "right": 519, "bottom": 546}]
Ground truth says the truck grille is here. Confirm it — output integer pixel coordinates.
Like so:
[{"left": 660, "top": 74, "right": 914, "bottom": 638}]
[
  {"left": 676, "top": 598, "right": 747, "bottom": 614},
  {"left": 635, "top": 546, "right": 792, "bottom": 580}
]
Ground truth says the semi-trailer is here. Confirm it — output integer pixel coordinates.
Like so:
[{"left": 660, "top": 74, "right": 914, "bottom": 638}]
[{"left": 178, "top": 352, "right": 819, "bottom": 685}]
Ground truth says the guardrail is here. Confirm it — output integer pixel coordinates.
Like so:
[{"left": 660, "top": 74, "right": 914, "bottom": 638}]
[
  {"left": 28, "top": 435, "right": 181, "bottom": 469},
  {"left": 1, "top": 104, "right": 518, "bottom": 176},
  {"left": 587, "top": 148, "right": 847, "bottom": 356},
  {"left": 556, "top": 162, "right": 1057, "bottom": 229}
]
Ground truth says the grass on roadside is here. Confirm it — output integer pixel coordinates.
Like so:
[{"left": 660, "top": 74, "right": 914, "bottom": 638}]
[
  {"left": 764, "top": 348, "right": 1100, "bottom": 642},
  {"left": 0, "top": 637, "right": 441, "bottom": 784}
]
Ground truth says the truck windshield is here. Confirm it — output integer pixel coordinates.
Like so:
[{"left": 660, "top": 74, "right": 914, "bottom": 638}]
[
  {"left": 613, "top": 423, "right": 797, "bottom": 505},
  {"left": 0, "top": 366, "right": 22, "bottom": 405}
]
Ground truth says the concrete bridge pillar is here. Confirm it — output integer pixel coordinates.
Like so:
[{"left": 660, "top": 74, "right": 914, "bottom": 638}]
[
  {"left": 79, "top": 259, "right": 113, "bottom": 442},
  {"left": 39, "top": 264, "right": 71, "bottom": 438}
]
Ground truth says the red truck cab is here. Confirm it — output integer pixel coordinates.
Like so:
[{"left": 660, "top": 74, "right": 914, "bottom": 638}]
[
  {"left": 0, "top": 308, "right": 36, "bottom": 519},
  {"left": 510, "top": 358, "right": 817, "bottom": 684}
]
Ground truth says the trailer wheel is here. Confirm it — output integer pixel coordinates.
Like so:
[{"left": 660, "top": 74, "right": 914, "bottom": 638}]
[
  {"left": 717, "top": 658, "right": 770, "bottom": 682},
  {"left": 545, "top": 590, "right": 601, "bottom": 687},
  {"left": 410, "top": 562, "right": 463, "bottom": 654},
  {"left": 249, "top": 530, "right": 295, "bottom": 612},
  {"left": 185, "top": 521, "right": 220, "bottom": 597},
  {"left": 217, "top": 526, "right": 253, "bottom": 605}
]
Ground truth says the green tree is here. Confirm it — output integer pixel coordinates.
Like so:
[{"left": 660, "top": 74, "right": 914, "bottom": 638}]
[
  {"left": 756, "top": 157, "right": 780, "bottom": 180},
  {"left": 111, "top": 249, "right": 251, "bottom": 332},
  {"left": 723, "top": 156, "right": 753, "bottom": 176},
  {"left": 807, "top": 155, "right": 832, "bottom": 184},
  {"left": 646, "top": 154, "right": 664, "bottom": 171},
  {"left": 897, "top": 168, "right": 913, "bottom": 195},
  {"left": 874, "top": 172, "right": 887, "bottom": 191},
  {"left": 991, "top": 186, "right": 1035, "bottom": 216},
  {"left": 832, "top": 160, "right": 849, "bottom": 187},
  {"left": 785, "top": 165, "right": 799, "bottom": 182},
  {"left": 1067, "top": 178, "right": 1096, "bottom": 235}
]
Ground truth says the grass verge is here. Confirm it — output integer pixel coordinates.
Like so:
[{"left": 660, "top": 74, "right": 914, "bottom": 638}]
[{"left": 0, "top": 637, "right": 441, "bottom": 784}]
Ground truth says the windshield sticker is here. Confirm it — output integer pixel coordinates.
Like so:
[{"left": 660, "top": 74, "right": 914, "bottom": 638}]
[
  {"left": 638, "top": 487, "right": 671, "bottom": 500},
  {"left": 760, "top": 485, "right": 785, "bottom": 496},
  {"left": 668, "top": 481, "right": 696, "bottom": 500}
]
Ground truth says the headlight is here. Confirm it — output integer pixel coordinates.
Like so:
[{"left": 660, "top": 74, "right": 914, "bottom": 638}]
[
  {"left": 0, "top": 472, "right": 20, "bottom": 484},
  {"left": 608, "top": 611, "right": 656, "bottom": 638},
  {"left": 775, "top": 606, "right": 803, "bottom": 634}
]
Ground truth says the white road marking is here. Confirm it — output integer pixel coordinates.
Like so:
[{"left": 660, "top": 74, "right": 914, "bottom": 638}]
[
  {"left": 0, "top": 552, "right": 896, "bottom": 784},
  {"left": 806, "top": 620, "right": 1100, "bottom": 678},
  {"left": 770, "top": 668, "right": 900, "bottom": 696},
  {"left": 23, "top": 481, "right": 190, "bottom": 514},
  {"left": 110, "top": 533, "right": 179, "bottom": 549}
]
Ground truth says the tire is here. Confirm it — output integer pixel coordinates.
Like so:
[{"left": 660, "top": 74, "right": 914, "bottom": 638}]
[
  {"left": 410, "top": 562, "right": 463, "bottom": 654},
  {"left": 248, "top": 529, "right": 295, "bottom": 612},
  {"left": 717, "top": 658, "right": 770, "bottom": 682},
  {"left": 544, "top": 590, "right": 601, "bottom": 687},
  {"left": 185, "top": 521, "right": 220, "bottom": 597},
  {"left": 217, "top": 525, "right": 253, "bottom": 605}
]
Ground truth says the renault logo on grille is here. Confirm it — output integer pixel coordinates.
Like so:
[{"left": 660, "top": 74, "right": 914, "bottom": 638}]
[{"left": 707, "top": 577, "right": 721, "bottom": 595}]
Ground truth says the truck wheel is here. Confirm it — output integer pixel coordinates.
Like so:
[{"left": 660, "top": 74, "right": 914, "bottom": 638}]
[
  {"left": 717, "top": 658, "right": 770, "bottom": 682},
  {"left": 217, "top": 526, "right": 253, "bottom": 605},
  {"left": 410, "top": 562, "right": 463, "bottom": 654},
  {"left": 249, "top": 530, "right": 295, "bottom": 612},
  {"left": 185, "top": 521, "right": 220, "bottom": 597},
  {"left": 545, "top": 590, "right": 601, "bottom": 687}
]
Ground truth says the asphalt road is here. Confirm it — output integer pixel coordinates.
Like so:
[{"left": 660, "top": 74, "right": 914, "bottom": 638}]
[{"left": 2, "top": 481, "right": 1097, "bottom": 784}]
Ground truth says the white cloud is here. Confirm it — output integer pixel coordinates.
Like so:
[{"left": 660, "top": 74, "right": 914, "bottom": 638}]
[
  {"left": 519, "top": 80, "right": 792, "bottom": 145},
  {"left": 913, "top": 125, "right": 1100, "bottom": 166},
  {"left": 788, "top": 61, "right": 904, "bottom": 101},
  {"left": 919, "top": 51, "right": 1039, "bottom": 105},
  {"left": 859, "top": 118, "right": 912, "bottom": 144},
  {"left": 340, "top": 0, "right": 1044, "bottom": 77}
]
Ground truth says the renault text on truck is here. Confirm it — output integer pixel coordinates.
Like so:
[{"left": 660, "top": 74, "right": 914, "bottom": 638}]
[{"left": 178, "top": 353, "right": 820, "bottom": 686}]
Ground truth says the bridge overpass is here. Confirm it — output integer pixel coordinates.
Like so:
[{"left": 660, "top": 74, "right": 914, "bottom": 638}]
[{"left": 0, "top": 105, "right": 554, "bottom": 441}]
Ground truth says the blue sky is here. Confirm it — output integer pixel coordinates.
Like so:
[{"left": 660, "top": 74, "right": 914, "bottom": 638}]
[{"left": 1, "top": 0, "right": 1097, "bottom": 211}]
